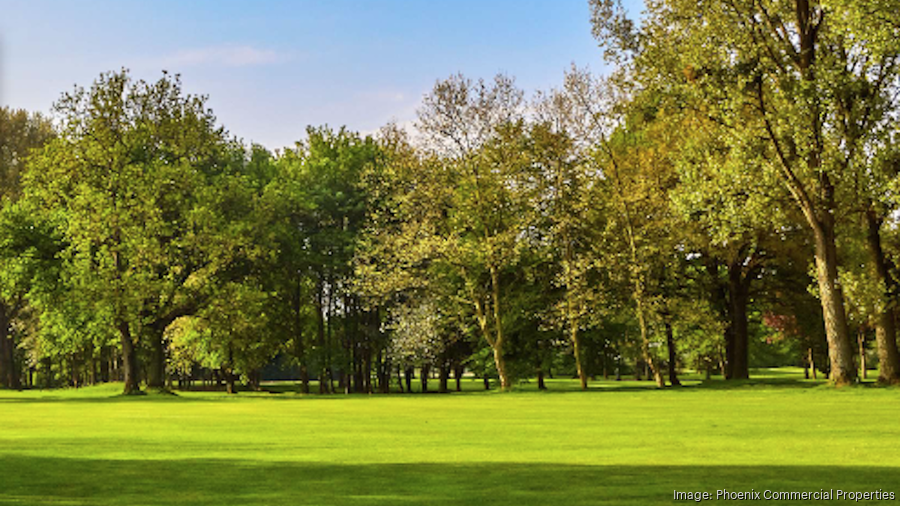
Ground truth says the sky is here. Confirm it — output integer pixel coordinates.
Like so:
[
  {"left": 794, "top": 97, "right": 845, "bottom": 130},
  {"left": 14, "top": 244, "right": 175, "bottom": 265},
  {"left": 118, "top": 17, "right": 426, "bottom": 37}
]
[{"left": 0, "top": 0, "right": 643, "bottom": 151}]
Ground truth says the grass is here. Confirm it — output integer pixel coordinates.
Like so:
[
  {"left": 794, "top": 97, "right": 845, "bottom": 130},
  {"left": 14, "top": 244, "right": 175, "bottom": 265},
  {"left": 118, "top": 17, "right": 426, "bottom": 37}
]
[{"left": 1, "top": 368, "right": 898, "bottom": 505}]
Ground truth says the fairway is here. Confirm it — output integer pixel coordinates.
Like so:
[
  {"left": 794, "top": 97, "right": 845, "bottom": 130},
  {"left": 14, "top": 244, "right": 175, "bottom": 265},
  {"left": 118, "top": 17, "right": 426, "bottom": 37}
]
[{"left": 2, "top": 369, "right": 898, "bottom": 505}]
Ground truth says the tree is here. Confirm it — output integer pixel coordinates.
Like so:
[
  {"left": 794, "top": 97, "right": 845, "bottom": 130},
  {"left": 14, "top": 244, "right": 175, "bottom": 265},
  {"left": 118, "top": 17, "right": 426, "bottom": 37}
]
[
  {"left": 411, "top": 74, "right": 528, "bottom": 390},
  {"left": 595, "top": 0, "right": 900, "bottom": 385},
  {"left": 0, "top": 107, "right": 54, "bottom": 389},
  {"left": 25, "top": 70, "right": 234, "bottom": 394},
  {"left": 532, "top": 81, "right": 607, "bottom": 390}
]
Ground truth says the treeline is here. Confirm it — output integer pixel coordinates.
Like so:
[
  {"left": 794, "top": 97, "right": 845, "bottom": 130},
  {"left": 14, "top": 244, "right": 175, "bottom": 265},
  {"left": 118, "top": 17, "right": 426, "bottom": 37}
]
[{"left": 1, "top": 0, "right": 899, "bottom": 394}]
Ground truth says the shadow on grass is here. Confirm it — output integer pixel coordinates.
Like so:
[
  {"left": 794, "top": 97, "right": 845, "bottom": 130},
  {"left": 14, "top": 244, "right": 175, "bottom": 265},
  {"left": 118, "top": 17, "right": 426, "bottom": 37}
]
[{"left": 0, "top": 456, "right": 895, "bottom": 506}]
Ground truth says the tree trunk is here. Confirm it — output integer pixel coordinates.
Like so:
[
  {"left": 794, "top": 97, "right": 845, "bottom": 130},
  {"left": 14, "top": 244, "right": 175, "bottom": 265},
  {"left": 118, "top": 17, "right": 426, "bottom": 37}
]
[
  {"left": 438, "top": 364, "right": 449, "bottom": 393},
  {"left": 0, "top": 303, "right": 19, "bottom": 389},
  {"left": 404, "top": 367, "right": 413, "bottom": 393},
  {"left": 537, "top": 368, "right": 547, "bottom": 390},
  {"left": 378, "top": 356, "right": 390, "bottom": 394},
  {"left": 858, "top": 329, "right": 867, "bottom": 380},
  {"left": 100, "top": 346, "right": 110, "bottom": 383},
  {"left": 665, "top": 321, "right": 681, "bottom": 386},
  {"left": 117, "top": 319, "right": 142, "bottom": 395},
  {"left": 249, "top": 369, "right": 261, "bottom": 391},
  {"left": 863, "top": 209, "right": 900, "bottom": 384},
  {"left": 706, "top": 257, "right": 734, "bottom": 380},
  {"left": 808, "top": 347, "right": 817, "bottom": 380},
  {"left": 299, "top": 364, "right": 310, "bottom": 394},
  {"left": 811, "top": 219, "right": 857, "bottom": 385},
  {"left": 489, "top": 267, "right": 511, "bottom": 390},
  {"left": 454, "top": 364, "right": 464, "bottom": 392},
  {"left": 339, "top": 370, "right": 348, "bottom": 394},
  {"left": 363, "top": 346, "right": 373, "bottom": 394},
  {"left": 147, "top": 327, "right": 167, "bottom": 390},
  {"left": 788, "top": 7, "right": 855, "bottom": 385},
  {"left": 421, "top": 365, "right": 430, "bottom": 393},
  {"left": 723, "top": 325, "right": 735, "bottom": 380},
  {"left": 636, "top": 296, "right": 664, "bottom": 387},
  {"left": 316, "top": 284, "right": 329, "bottom": 395},
  {"left": 225, "top": 370, "right": 236, "bottom": 394},
  {"left": 571, "top": 325, "right": 588, "bottom": 390},
  {"left": 728, "top": 262, "right": 750, "bottom": 380}
]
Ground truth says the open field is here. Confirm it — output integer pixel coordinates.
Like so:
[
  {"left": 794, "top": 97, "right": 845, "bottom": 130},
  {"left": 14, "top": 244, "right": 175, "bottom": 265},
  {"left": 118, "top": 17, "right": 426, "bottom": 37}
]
[{"left": 1, "top": 368, "right": 899, "bottom": 505}]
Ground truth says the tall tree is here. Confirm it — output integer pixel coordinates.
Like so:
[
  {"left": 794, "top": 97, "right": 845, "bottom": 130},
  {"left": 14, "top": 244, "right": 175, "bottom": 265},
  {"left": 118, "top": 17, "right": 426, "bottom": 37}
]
[
  {"left": 594, "top": 0, "right": 900, "bottom": 384},
  {"left": 0, "top": 107, "right": 54, "bottom": 389},
  {"left": 413, "top": 74, "right": 528, "bottom": 390},
  {"left": 25, "top": 70, "right": 234, "bottom": 394}
]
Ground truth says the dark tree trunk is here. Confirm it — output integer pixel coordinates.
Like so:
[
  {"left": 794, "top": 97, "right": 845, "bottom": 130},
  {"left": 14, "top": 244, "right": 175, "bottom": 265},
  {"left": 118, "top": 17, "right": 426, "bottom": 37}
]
[
  {"left": 404, "top": 367, "right": 413, "bottom": 393},
  {"left": 454, "top": 364, "right": 464, "bottom": 392},
  {"left": 339, "top": 370, "right": 348, "bottom": 394},
  {"left": 728, "top": 261, "right": 750, "bottom": 380},
  {"left": 665, "top": 321, "right": 681, "bottom": 387},
  {"left": 864, "top": 209, "right": 900, "bottom": 384},
  {"left": 363, "top": 346, "right": 373, "bottom": 394},
  {"left": 147, "top": 327, "right": 167, "bottom": 390},
  {"left": 421, "top": 365, "right": 430, "bottom": 393},
  {"left": 0, "top": 303, "right": 20, "bottom": 389},
  {"left": 100, "top": 346, "right": 110, "bottom": 383},
  {"left": 225, "top": 370, "right": 236, "bottom": 394},
  {"left": 707, "top": 257, "right": 735, "bottom": 380},
  {"left": 377, "top": 355, "right": 390, "bottom": 394},
  {"left": 89, "top": 353, "right": 98, "bottom": 385},
  {"left": 248, "top": 369, "right": 261, "bottom": 391},
  {"left": 438, "top": 363, "right": 449, "bottom": 393},
  {"left": 225, "top": 344, "right": 238, "bottom": 394},
  {"left": 537, "top": 368, "right": 547, "bottom": 390},
  {"left": 299, "top": 364, "right": 310, "bottom": 394},
  {"left": 483, "top": 375, "right": 490, "bottom": 390},
  {"left": 117, "top": 319, "right": 142, "bottom": 395},
  {"left": 319, "top": 370, "right": 329, "bottom": 394},
  {"left": 397, "top": 365, "right": 404, "bottom": 393},
  {"left": 42, "top": 356, "right": 52, "bottom": 388}
]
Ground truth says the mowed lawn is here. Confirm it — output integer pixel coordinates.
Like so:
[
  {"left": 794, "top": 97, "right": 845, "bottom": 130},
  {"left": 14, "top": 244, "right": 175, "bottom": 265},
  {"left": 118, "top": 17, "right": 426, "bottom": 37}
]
[{"left": 1, "top": 369, "right": 899, "bottom": 505}]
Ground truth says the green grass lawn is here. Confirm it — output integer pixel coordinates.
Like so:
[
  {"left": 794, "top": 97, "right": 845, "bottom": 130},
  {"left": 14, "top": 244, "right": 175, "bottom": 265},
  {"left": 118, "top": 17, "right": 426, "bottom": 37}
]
[{"left": 1, "top": 368, "right": 898, "bottom": 505}]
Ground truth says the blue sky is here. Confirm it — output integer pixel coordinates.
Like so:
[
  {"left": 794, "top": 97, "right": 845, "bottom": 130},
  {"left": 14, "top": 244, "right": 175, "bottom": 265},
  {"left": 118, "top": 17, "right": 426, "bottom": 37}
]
[{"left": 1, "top": 0, "right": 643, "bottom": 150}]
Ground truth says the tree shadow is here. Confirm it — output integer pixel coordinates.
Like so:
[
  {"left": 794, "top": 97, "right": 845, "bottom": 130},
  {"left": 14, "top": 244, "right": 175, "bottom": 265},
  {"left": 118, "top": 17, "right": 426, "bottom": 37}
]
[{"left": 0, "top": 456, "right": 894, "bottom": 505}]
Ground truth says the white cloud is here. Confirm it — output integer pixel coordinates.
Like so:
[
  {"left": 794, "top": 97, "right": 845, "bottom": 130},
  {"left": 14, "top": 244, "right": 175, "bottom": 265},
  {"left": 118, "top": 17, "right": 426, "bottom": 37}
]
[{"left": 159, "top": 45, "right": 287, "bottom": 68}]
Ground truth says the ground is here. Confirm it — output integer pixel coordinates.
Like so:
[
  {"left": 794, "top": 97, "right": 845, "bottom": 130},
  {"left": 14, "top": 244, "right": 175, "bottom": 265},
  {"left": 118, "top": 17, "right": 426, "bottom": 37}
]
[{"left": 0, "top": 368, "right": 898, "bottom": 505}]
